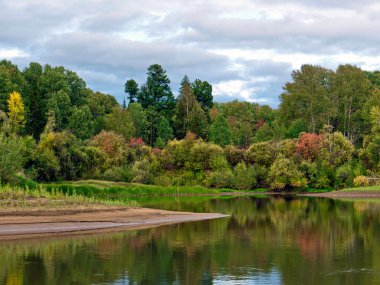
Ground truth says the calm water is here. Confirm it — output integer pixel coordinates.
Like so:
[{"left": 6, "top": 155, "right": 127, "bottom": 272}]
[{"left": 2, "top": 195, "right": 380, "bottom": 285}]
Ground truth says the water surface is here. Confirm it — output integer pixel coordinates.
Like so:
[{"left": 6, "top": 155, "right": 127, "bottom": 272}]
[{"left": 1, "top": 195, "right": 380, "bottom": 285}]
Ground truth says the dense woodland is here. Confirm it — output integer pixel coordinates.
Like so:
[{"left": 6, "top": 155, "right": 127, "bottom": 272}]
[{"left": 1, "top": 59, "right": 380, "bottom": 190}]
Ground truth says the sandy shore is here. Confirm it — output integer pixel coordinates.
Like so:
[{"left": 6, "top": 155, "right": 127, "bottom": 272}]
[{"left": 0, "top": 207, "right": 228, "bottom": 240}]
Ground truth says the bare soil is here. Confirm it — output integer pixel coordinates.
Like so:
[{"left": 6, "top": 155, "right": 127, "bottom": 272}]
[{"left": 0, "top": 207, "right": 228, "bottom": 240}]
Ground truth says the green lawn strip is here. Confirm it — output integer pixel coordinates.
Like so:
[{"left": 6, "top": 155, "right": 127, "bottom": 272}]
[{"left": 339, "top": 186, "right": 380, "bottom": 192}]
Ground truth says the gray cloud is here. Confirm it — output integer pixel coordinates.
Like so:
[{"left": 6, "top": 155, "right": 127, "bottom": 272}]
[
  {"left": 33, "top": 31, "right": 236, "bottom": 99},
  {"left": 1, "top": 0, "right": 379, "bottom": 106}
]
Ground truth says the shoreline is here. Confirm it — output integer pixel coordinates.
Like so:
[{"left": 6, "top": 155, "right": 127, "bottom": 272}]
[
  {"left": 2, "top": 189, "right": 380, "bottom": 240},
  {"left": 300, "top": 191, "right": 380, "bottom": 198},
  {"left": 0, "top": 207, "right": 228, "bottom": 240}
]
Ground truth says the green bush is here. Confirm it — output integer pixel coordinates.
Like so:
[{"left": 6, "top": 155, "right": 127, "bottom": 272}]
[
  {"left": 160, "top": 138, "right": 197, "bottom": 170},
  {"left": 103, "top": 166, "right": 133, "bottom": 182},
  {"left": 335, "top": 163, "right": 355, "bottom": 188},
  {"left": 245, "top": 141, "right": 277, "bottom": 167},
  {"left": 232, "top": 162, "right": 258, "bottom": 190},
  {"left": 268, "top": 156, "right": 307, "bottom": 190},
  {"left": 210, "top": 155, "right": 230, "bottom": 171},
  {"left": 132, "top": 159, "right": 154, "bottom": 184},
  {"left": 299, "top": 161, "right": 332, "bottom": 189},
  {"left": 320, "top": 132, "right": 355, "bottom": 167},
  {"left": 153, "top": 175, "right": 173, "bottom": 187},
  {"left": 12, "top": 175, "right": 38, "bottom": 189},
  {"left": 31, "top": 147, "right": 60, "bottom": 182},
  {"left": 0, "top": 133, "right": 26, "bottom": 183},
  {"left": 79, "top": 146, "right": 107, "bottom": 178},
  {"left": 187, "top": 141, "right": 224, "bottom": 171},
  {"left": 203, "top": 170, "right": 233, "bottom": 189},
  {"left": 278, "top": 139, "right": 298, "bottom": 160},
  {"left": 171, "top": 170, "right": 203, "bottom": 186},
  {"left": 224, "top": 145, "right": 245, "bottom": 167}
]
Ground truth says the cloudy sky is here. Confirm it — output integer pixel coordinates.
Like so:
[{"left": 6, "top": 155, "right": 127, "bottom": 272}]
[{"left": 1, "top": 0, "right": 380, "bottom": 106}]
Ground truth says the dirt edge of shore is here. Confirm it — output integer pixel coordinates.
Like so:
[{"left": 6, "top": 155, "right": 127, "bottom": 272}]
[{"left": 0, "top": 207, "right": 228, "bottom": 240}]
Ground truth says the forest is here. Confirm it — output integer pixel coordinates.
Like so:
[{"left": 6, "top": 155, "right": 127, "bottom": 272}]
[{"left": 1, "top": 60, "right": 380, "bottom": 191}]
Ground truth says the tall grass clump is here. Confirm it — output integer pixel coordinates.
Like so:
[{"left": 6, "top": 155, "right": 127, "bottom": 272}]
[{"left": 0, "top": 184, "right": 139, "bottom": 210}]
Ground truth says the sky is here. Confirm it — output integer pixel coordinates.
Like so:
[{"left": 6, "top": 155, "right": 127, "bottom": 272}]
[{"left": 1, "top": 0, "right": 380, "bottom": 107}]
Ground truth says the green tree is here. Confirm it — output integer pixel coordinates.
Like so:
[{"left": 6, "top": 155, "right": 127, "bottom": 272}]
[
  {"left": 0, "top": 60, "right": 25, "bottom": 112},
  {"left": 23, "top": 63, "right": 89, "bottom": 138},
  {"left": 145, "top": 107, "right": 160, "bottom": 146},
  {"left": 104, "top": 107, "right": 135, "bottom": 140},
  {"left": 155, "top": 116, "right": 173, "bottom": 147},
  {"left": 64, "top": 69, "right": 88, "bottom": 107},
  {"left": 137, "top": 64, "right": 175, "bottom": 119},
  {"left": 285, "top": 119, "right": 308, "bottom": 139},
  {"left": 128, "top": 103, "right": 148, "bottom": 141},
  {"left": 191, "top": 79, "right": 213, "bottom": 111},
  {"left": 359, "top": 106, "right": 380, "bottom": 171},
  {"left": 46, "top": 90, "right": 72, "bottom": 130},
  {"left": 219, "top": 101, "right": 258, "bottom": 147},
  {"left": 87, "top": 91, "right": 118, "bottom": 134},
  {"left": 365, "top": 70, "right": 380, "bottom": 88},
  {"left": 209, "top": 115, "right": 232, "bottom": 147},
  {"left": 279, "top": 65, "right": 335, "bottom": 133},
  {"left": 253, "top": 123, "right": 274, "bottom": 143},
  {"left": 370, "top": 106, "right": 380, "bottom": 134},
  {"left": 68, "top": 106, "right": 94, "bottom": 140},
  {"left": 23, "top": 62, "right": 45, "bottom": 138},
  {"left": 87, "top": 91, "right": 118, "bottom": 118},
  {"left": 175, "top": 76, "right": 208, "bottom": 139},
  {"left": 0, "top": 133, "right": 26, "bottom": 182},
  {"left": 333, "top": 64, "right": 371, "bottom": 142},
  {"left": 125, "top": 79, "right": 139, "bottom": 104}
]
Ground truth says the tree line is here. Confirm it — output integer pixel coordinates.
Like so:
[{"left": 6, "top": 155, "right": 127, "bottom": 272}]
[{"left": 1, "top": 59, "right": 380, "bottom": 190}]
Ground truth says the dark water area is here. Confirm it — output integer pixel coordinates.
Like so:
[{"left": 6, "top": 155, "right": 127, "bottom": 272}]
[{"left": 2, "top": 195, "right": 380, "bottom": 284}]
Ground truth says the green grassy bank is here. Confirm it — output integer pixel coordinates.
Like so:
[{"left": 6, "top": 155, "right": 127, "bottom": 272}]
[
  {"left": 42, "top": 180, "right": 230, "bottom": 199},
  {"left": 0, "top": 184, "right": 138, "bottom": 211}
]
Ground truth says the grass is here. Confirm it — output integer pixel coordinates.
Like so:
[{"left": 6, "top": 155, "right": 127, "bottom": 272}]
[
  {"left": 340, "top": 185, "right": 380, "bottom": 192},
  {"left": 42, "top": 180, "right": 225, "bottom": 199},
  {"left": 42, "top": 180, "right": 276, "bottom": 197},
  {"left": 0, "top": 184, "right": 139, "bottom": 211},
  {"left": 304, "top": 188, "right": 332, "bottom": 193},
  {"left": 1, "top": 180, "right": 273, "bottom": 212}
]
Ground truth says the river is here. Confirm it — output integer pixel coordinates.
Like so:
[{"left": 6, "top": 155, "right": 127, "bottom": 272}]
[{"left": 1, "top": 195, "right": 380, "bottom": 285}]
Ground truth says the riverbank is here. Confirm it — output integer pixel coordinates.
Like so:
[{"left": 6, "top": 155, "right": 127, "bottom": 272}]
[
  {"left": 5, "top": 181, "right": 380, "bottom": 240},
  {"left": 301, "top": 186, "right": 380, "bottom": 198},
  {"left": 42, "top": 180, "right": 227, "bottom": 197},
  {"left": 0, "top": 207, "right": 228, "bottom": 240},
  {"left": 0, "top": 184, "right": 228, "bottom": 239}
]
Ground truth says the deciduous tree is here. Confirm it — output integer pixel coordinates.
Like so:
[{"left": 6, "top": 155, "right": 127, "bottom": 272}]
[{"left": 7, "top": 91, "right": 26, "bottom": 133}]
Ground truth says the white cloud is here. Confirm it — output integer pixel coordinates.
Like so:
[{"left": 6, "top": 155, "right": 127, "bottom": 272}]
[{"left": 0, "top": 48, "right": 29, "bottom": 59}]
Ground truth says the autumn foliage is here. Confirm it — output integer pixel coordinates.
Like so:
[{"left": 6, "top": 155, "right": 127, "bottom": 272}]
[{"left": 296, "top": 133, "right": 324, "bottom": 160}]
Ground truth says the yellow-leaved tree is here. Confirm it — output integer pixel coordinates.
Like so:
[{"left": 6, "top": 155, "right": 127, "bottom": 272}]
[{"left": 7, "top": 91, "right": 25, "bottom": 133}]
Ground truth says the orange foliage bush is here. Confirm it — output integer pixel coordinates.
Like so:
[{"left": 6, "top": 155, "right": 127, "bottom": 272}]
[{"left": 296, "top": 133, "right": 324, "bottom": 160}]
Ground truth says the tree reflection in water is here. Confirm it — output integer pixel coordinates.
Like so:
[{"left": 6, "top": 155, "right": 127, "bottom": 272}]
[{"left": 1, "top": 196, "right": 380, "bottom": 285}]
